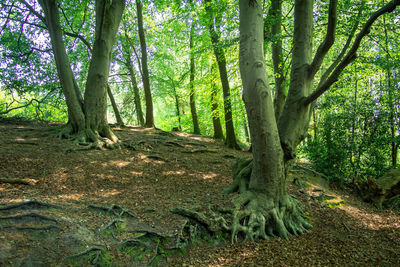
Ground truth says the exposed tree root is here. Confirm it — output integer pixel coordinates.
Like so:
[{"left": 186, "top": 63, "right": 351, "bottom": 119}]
[
  {"left": 222, "top": 158, "right": 252, "bottom": 194},
  {"left": 4, "top": 141, "right": 38, "bottom": 145},
  {"left": 0, "top": 178, "right": 36, "bottom": 185},
  {"left": 1, "top": 224, "right": 60, "bottom": 232},
  {"left": 118, "top": 238, "right": 151, "bottom": 250},
  {"left": 0, "top": 199, "right": 61, "bottom": 211},
  {"left": 182, "top": 149, "right": 217, "bottom": 154},
  {"left": 164, "top": 141, "right": 184, "bottom": 148},
  {"left": 170, "top": 206, "right": 218, "bottom": 234},
  {"left": 58, "top": 123, "right": 120, "bottom": 153},
  {"left": 231, "top": 191, "right": 312, "bottom": 242},
  {"left": 147, "top": 155, "right": 168, "bottom": 162},
  {"left": 172, "top": 158, "right": 312, "bottom": 244},
  {"left": 88, "top": 204, "right": 136, "bottom": 218},
  {"left": 0, "top": 212, "right": 57, "bottom": 224},
  {"left": 66, "top": 247, "right": 104, "bottom": 265}
]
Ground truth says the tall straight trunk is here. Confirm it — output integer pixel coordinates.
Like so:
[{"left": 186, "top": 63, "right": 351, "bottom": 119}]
[
  {"left": 205, "top": 0, "right": 239, "bottom": 149},
  {"left": 125, "top": 56, "right": 144, "bottom": 126},
  {"left": 189, "top": 17, "right": 200, "bottom": 135},
  {"left": 277, "top": 0, "right": 315, "bottom": 161},
  {"left": 350, "top": 65, "right": 358, "bottom": 168},
  {"left": 38, "top": 0, "right": 85, "bottom": 132},
  {"left": 173, "top": 85, "right": 182, "bottom": 131},
  {"left": 210, "top": 62, "right": 224, "bottom": 140},
  {"left": 107, "top": 84, "right": 124, "bottom": 126},
  {"left": 136, "top": 0, "right": 154, "bottom": 128},
  {"left": 270, "top": 0, "right": 287, "bottom": 121},
  {"left": 83, "top": 0, "right": 124, "bottom": 142}
]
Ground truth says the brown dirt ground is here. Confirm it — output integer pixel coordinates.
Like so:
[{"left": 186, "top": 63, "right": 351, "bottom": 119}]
[{"left": 0, "top": 120, "right": 399, "bottom": 266}]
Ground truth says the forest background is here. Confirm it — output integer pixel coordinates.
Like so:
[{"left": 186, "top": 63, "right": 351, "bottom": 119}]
[{"left": 1, "top": 0, "right": 399, "bottom": 185}]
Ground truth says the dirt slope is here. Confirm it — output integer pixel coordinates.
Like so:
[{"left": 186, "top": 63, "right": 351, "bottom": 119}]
[{"left": 0, "top": 120, "right": 399, "bottom": 266}]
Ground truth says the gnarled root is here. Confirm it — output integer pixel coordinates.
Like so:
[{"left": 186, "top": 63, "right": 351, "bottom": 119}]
[
  {"left": 231, "top": 191, "right": 311, "bottom": 243},
  {"left": 222, "top": 158, "right": 252, "bottom": 194},
  {"left": 60, "top": 124, "right": 120, "bottom": 153}
]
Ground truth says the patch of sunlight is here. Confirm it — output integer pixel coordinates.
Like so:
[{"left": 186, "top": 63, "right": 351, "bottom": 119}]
[
  {"left": 202, "top": 172, "right": 219, "bottom": 180},
  {"left": 95, "top": 189, "right": 121, "bottom": 197},
  {"left": 130, "top": 171, "right": 143, "bottom": 176},
  {"left": 338, "top": 205, "right": 399, "bottom": 230},
  {"left": 0, "top": 187, "right": 5, "bottom": 191},
  {"left": 2, "top": 198, "right": 26, "bottom": 203},
  {"left": 162, "top": 170, "right": 186, "bottom": 176},
  {"left": 14, "top": 137, "right": 26, "bottom": 142},
  {"left": 109, "top": 160, "right": 131, "bottom": 168},
  {"left": 58, "top": 193, "right": 84, "bottom": 200}
]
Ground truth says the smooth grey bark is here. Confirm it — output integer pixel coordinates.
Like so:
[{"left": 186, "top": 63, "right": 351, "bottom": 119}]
[
  {"left": 277, "top": 0, "right": 317, "bottom": 161},
  {"left": 106, "top": 84, "right": 124, "bottom": 126},
  {"left": 189, "top": 15, "right": 200, "bottom": 135},
  {"left": 136, "top": 0, "right": 154, "bottom": 128},
  {"left": 38, "top": 0, "right": 125, "bottom": 147},
  {"left": 205, "top": 0, "right": 239, "bottom": 149},
  {"left": 210, "top": 62, "right": 224, "bottom": 140}
]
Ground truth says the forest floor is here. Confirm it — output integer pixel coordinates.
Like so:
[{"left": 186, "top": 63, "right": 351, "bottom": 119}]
[{"left": 0, "top": 119, "right": 399, "bottom": 266}]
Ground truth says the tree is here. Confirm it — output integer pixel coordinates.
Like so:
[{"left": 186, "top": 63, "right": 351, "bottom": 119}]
[
  {"left": 107, "top": 84, "right": 124, "bottom": 126},
  {"left": 210, "top": 62, "right": 225, "bottom": 140},
  {"left": 229, "top": 0, "right": 400, "bottom": 241},
  {"left": 204, "top": 0, "right": 240, "bottom": 149},
  {"left": 31, "top": 0, "right": 125, "bottom": 148},
  {"left": 189, "top": 0, "right": 200, "bottom": 135},
  {"left": 121, "top": 31, "right": 145, "bottom": 126},
  {"left": 136, "top": 0, "right": 154, "bottom": 128}
]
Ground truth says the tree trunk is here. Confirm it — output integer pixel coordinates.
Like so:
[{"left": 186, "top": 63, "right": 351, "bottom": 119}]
[
  {"left": 227, "top": 0, "right": 311, "bottom": 242},
  {"left": 383, "top": 17, "right": 397, "bottom": 167},
  {"left": 38, "top": 0, "right": 85, "bottom": 133},
  {"left": 125, "top": 54, "right": 144, "bottom": 126},
  {"left": 136, "top": 0, "right": 154, "bottom": 128},
  {"left": 205, "top": 0, "right": 239, "bottom": 149},
  {"left": 189, "top": 16, "right": 200, "bottom": 135},
  {"left": 277, "top": 0, "right": 315, "bottom": 161},
  {"left": 107, "top": 84, "right": 124, "bottom": 126},
  {"left": 39, "top": 0, "right": 124, "bottom": 147},
  {"left": 83, "top": 0, "right": 124, "bottom": 144},
  {"left": 172, "top": 84, "right": 182, "bottom": 131},
  {"left": 270, "top": 0, "right": 287, "bottom": 121},
  {"left": 210, "top": 62, "right": 224, "bottom": 140},
  {"left": 225, "top": 0, "right": 400, "bottom": 242}
]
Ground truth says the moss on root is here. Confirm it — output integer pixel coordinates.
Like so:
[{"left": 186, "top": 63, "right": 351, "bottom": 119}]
[{"left": 231, "top": 191, "right": 311, "bottom": 242}]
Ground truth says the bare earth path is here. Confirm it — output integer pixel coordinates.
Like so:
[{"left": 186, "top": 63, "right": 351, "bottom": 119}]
[{"left": 0, "top": 120, "right": 399, "bottom": 266}]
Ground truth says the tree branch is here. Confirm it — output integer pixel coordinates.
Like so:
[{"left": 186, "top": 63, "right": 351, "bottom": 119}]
[
  {"left": 308, "top": 0, "right": 337, "bottom": 79},
  {"left": 317, "top": 2, "right": 364, "bottom": 87},
  {"left": 304, "top": 0, "right": 400, "bottom": 106},
  {"left": 19, "top": 0, "right": 92, "bottom": 51}
]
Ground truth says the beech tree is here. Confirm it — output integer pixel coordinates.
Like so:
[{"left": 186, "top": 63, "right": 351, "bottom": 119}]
[
  {"left": 204, "top": 0, "right": 240, "bottom": 149},
  {"left": 25, "top": 0, "right": 125, "bottom": 149},
  {"left": 136, "top": 0, "right": 154, "bottom": 128},
  {"left": 228, "top": 0, "right": 400, "bottom": 241}
]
